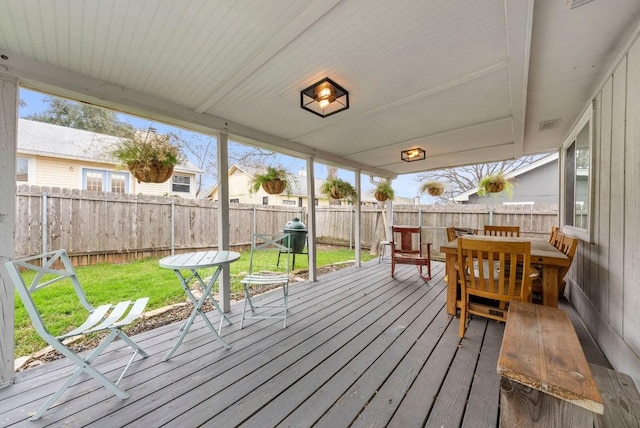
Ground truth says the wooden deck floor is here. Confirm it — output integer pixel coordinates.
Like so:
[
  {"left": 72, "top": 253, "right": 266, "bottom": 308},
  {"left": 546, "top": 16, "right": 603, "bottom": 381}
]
[{"left": 0, "top": 260, "right": 609, "bottom": 427}]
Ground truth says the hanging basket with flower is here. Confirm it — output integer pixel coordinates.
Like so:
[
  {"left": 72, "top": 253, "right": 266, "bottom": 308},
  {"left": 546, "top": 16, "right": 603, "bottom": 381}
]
[
  {"left": 111, "top": 129, "right": 184, "bottom": 183},
  {"left": 420, "top": 180, "right": 445, "bottom": 197},
  {"left": 250, "top": 166, "right": 294, "bottom": 195}
]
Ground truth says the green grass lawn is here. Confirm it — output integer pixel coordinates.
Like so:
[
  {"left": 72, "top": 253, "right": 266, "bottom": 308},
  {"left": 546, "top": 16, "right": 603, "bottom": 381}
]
[{"left": 14, "top": 247, "right": 374, "bottom": 357}]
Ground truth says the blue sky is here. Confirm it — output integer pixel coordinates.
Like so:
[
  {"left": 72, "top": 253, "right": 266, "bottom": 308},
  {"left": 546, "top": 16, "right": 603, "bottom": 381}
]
[{"left": 19, "top": 88, "right": 429, "bottom": 201}]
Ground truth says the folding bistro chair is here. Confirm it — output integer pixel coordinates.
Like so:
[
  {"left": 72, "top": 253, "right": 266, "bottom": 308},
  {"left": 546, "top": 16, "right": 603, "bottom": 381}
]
[
  {"left": 4, "top": 249, "right": 149, "bottom": 420},
  {"left": 241, "top": 234, "right": 291, "bottom": 328}
]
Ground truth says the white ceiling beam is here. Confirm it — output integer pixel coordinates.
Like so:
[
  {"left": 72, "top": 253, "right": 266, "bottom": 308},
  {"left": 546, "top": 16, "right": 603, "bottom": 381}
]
[
  {"left": 0, "top": 50, "right": 393, "bottom": 178},
  {"left": 293, "top": 60, "right": 510, "bottom": 141},
  {"left": 504, "top": 0, "right": 534, "bottom": 157}
]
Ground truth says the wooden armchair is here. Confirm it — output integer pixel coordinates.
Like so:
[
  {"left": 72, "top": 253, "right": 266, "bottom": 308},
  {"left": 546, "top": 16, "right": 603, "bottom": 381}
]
[
  {"left": 483, "top": 225, "right": 520, "bottom": 237},
  {"left": 457, "top": 237, "right": 532, "bottom": 338},
  {"left": 391, "top": 226, "right": 432, "bottom": 281}
]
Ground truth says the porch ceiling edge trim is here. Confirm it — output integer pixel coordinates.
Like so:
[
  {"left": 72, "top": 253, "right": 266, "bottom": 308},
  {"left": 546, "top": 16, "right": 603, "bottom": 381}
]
[
  {"left": 505, "top": 0, "right": 535, "bottom": 159},
  {"left": 0, "top": 51, "right": 394, "bottom": 178}
]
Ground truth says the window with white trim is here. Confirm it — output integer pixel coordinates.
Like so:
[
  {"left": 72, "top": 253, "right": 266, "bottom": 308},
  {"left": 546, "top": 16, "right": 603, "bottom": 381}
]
[
  {"left": 561, "top": 104, "right": 593, "bottom": 241},
  {"left": 172, "top": 175, "right": 191, "bottom": 193},
  {"left": 16, "top": 158, "right": 29, "bottom": 182},
  {"left": 82, "top": 169, "right": 130, "bottom": 193}
]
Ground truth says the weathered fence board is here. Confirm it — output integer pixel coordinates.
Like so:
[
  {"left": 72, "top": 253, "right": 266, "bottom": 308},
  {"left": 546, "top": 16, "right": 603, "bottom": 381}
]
[{"left": 14, "top": 185, "right": 558, "bottom": 264}]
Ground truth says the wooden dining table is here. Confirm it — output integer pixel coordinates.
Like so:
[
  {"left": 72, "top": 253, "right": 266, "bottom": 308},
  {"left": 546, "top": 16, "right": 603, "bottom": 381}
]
[{"left": 440, "top": 235, "right": 570, "bottom": 316}]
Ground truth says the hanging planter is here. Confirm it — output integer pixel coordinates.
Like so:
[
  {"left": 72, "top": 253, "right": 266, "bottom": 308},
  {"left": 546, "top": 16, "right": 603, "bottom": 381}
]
[
  {"left": 261, "top": 179, "right": 287, "bottom": 195},
  {"left": 373, "top": 180, "right": 394, "bottom": 202},
  {"left": 375, "top": 192, "right": 389, "bottom": 202},
  {"left": 250, "top": 166, "right": 294, "bottom": 195},
  {"left": 477, "top": 173, "right": 513, "bottom": 196},
  {"left": 128, "top": 161, "right": 174, "bottom": 183},
  {"left": 420, "top": 180, "right": 444, "bottom": 197},
  {"left": 111, "top": 129, "right": 183, "bottom": 184},
  {"left": 321, "top": 177, "right": 358, "bottom": 201}
]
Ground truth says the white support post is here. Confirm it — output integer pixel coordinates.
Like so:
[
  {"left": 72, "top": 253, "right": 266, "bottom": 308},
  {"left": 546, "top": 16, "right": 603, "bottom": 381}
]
[
  {"left": 386, "top": 195, "right": 394, "bottom": 240},
  {"left": 306, "top": 157, "right": 317, "bottom": 282},
  {"left": 354, "top": 171, "right": 362, "bottom": 267},
  {"left": 0, "top": 76, "right": 18, "bottom": 388},
  {"left": 217, "top": 132, "right": 231, "bottom": 312}
]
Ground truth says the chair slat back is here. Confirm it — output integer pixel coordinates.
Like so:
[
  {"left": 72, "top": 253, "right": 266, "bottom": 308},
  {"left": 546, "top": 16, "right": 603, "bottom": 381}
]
[
  {"left": 548, "top": 226, "right": 561, "bottom": 244},
  {"left": 4, "top": 249, "right": 94, "bottom": 341},
  {"left": 446, "top": 227, "right": 477, "bottom": 242},
  {"left": 483, "top": 225, "right": 520, "bottom": 237},
  {"left": 392, "top": 226, "right": 421, "bottom": 255},
  {"left": 446, "top": 227, "right": 456, "bottom": 242},
  {"left": 557, "top": 235, "right": 579, "bottom": 279},
  {"left": 457, "top": 238, "right": 531, "bottom": 301},
  {"left": 248, "top": 233, "right": 291, "bottom": 276}
]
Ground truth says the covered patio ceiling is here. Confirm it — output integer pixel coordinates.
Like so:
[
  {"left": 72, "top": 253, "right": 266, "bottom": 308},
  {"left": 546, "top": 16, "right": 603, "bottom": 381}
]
[{"left": 1, "top": 0, "right": 639, "bottom": 178}]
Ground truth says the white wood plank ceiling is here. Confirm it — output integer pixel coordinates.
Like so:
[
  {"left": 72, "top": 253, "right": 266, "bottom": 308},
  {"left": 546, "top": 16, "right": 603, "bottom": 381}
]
[{"left": 1, "top": 0, "right": 639, "bottom": 177}]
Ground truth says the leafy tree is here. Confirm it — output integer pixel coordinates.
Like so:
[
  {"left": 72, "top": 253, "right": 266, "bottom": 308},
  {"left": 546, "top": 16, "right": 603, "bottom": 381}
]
[
  {"left": 24, "top": 98, "right": 134, "bottom": 138},
  {"left": 417, "top": 154, "right": 549, "bottom": 202}
]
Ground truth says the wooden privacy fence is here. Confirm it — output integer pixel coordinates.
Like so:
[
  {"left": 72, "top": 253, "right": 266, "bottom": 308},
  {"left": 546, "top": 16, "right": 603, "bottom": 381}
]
[{"left": 14, "top": 185, "right": 558, "bottom": 264}]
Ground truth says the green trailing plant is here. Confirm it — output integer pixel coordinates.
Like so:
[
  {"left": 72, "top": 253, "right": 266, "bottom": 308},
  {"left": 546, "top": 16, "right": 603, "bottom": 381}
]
[
  {"left": 111, "top": 129, "right": 183, "bottom": 167},
  {"left": 250, "top": 166, "right": 295, "bottom": 195},
  {"left": 321, "top": 177, "right": 358, "bottom": 201},
  {"left": 477, "top": 173, "right": 513, "bottom": 196},
  {"left": 420, "top": 180, "right": 445, "bottom": 197},
  {"left": 111, "top": 129, "right": 184, "bottom": 183},
  {"left": 373, "top": 180, "right": 395, "bottom": 201}
]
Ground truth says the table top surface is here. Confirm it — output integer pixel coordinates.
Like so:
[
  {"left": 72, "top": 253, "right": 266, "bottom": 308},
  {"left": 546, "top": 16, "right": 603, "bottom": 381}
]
[
  {"left": 159, "top": 250, "right": 241, "bottom": 269},
  {"left": 439, "top": 236, "right": 570, "bottom": 264}
]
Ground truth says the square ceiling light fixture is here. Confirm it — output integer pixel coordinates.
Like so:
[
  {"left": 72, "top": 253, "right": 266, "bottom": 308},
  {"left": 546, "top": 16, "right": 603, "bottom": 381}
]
[
  {"left": 401, "top": 148, "right": 426, "bottom": 162},
  {"left": 301, "top": 77, "right": 349, "bottom": 118}
]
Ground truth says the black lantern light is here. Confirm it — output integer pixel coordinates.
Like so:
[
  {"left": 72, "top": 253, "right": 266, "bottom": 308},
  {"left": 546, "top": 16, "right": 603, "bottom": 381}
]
[{"left": 300, "top": 77, "right": 349, "bottom": 118}]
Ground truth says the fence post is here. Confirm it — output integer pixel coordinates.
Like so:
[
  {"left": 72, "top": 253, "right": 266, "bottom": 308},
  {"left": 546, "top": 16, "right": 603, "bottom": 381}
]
[
  {"left": 349, "top": 208, "right": 353, "bottom": 249},
  {"left": 171, "top": 199, "right": 175, "bottom": 255},
  {"left": 42, "top": 192, "right": 48, "bottom": 253}
]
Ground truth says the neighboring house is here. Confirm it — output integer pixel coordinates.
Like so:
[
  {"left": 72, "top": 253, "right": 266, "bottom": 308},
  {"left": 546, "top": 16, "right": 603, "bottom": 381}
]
[
  {"left": 16, "top": 119, "right": 201, "bottom": 198},
  {"left": 206, "top": 164, "right": 414, "bottom": 206},
  {"left": 452, "top": 153, "right": 559, "bottom": 205}
]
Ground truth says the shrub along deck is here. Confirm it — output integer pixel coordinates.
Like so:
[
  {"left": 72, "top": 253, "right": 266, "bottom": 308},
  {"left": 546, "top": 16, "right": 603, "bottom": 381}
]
[{"left": 0, "top": 260, "right": 608, "bottom": 427}]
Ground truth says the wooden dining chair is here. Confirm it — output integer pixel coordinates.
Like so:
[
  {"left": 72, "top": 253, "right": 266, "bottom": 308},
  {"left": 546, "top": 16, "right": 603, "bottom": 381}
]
[
  {"left": 391, "top": 226, "right": 432, "bottom": 281},
  {"left": 457, "top": 237, "right": 532, "bottom": 338},
  {"left": 533, "top": 234, "right": 579, "bottom": 301},
  {"left": 548, "top": 226, "right": 561, "bottom": 244},
  {"left": 446, "top": 227, "right": 478, "bottom": 242},
  {"left": 483, "top": 225, "right": 520, "bottom": 237}
]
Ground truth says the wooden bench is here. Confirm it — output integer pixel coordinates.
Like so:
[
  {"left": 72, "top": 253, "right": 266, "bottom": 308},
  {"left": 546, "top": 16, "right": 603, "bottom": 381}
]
[
  {"left": 497, "top": 300, "right": 603, "bottom": 426},
  {"left": 591, "top": 363, "right": 640, "bottom": 427}
]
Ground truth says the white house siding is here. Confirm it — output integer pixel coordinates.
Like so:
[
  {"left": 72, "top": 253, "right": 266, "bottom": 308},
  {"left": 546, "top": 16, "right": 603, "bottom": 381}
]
[
  {"left": 33, "top": 157, "right": 110, "bottom": 189},
  {"left": 568, "top": 29, "right": 640, "bottom": 386}
]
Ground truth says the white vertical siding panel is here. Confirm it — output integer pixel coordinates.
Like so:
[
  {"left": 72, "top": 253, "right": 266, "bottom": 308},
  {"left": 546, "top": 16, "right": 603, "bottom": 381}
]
[
  {"left": 588, "top": 92, "right": 602, "bottom": 303},
  {"left": 609, "top": 57, "right": 627, "bottom": 334},
  {"left": 624, "top": 39, "right": 640, "bottom": 354},
  {"left": 598, "top": 78, "right": 613, "bottom": 317}
]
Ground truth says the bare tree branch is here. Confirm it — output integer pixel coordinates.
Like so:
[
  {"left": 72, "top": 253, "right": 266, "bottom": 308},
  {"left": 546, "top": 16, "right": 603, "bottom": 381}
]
[{"left": 417, "top": 155, "right": 548, "bottom": 202}]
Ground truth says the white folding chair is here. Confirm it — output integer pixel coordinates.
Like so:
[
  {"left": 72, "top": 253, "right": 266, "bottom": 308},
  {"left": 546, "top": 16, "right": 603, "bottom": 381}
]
[
  {"left": 240, "top": 233, "right": 291, "bottom": 329},
  {"left": 4, "top": 249, "right": 149, "bottom": 420}
]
